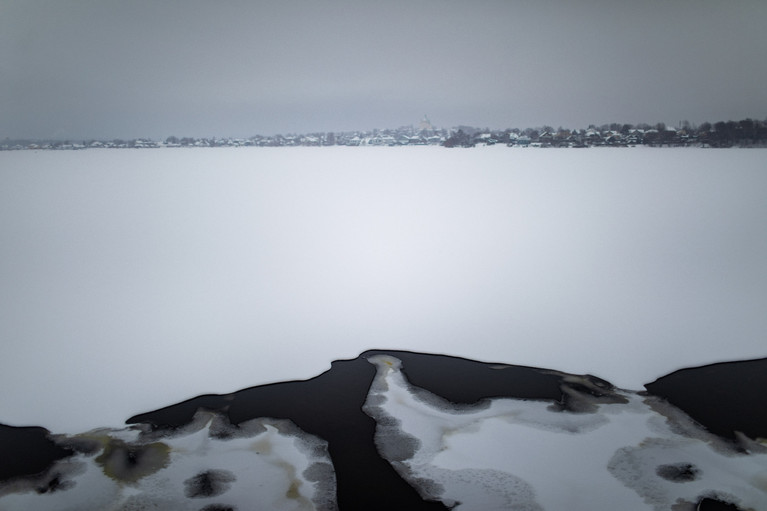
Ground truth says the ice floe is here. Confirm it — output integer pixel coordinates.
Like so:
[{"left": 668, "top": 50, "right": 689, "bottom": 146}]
[
  {"left": 363, "top": 354, "right": 767, "bottom": 510},
  {"left": 1, "top": 351, "right": 766, "bottom": 510},
  {"left": 0, "top": 412, "right": 335, "bottom": 511}
]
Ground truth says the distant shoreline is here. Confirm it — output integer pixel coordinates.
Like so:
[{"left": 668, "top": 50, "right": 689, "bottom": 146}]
[
  {"left": 4, "top": 117, "right": 766, "bottom": 151},
  {"left": 3, "top": 141, "right": 766, "bottom": 152}
]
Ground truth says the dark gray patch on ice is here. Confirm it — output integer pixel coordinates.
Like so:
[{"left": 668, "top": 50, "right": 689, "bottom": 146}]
[
  {"left": 407, "top": 383, "right": 493, "bottom": 414},
  {"left": 643, "top": 396, "right": 741, "bottom": 455},
  {"left": 302, "top": 461, "right": 333, "bottom": 482},
  {"left": 184, "top": 470, "right": 236, "bottom": 498},
  {"left": 133, "top": 409, "right": 216, "bottom": 443},
  {"left": 733, "top": 431, "right": 767, "bottom": 455},
  {"left": 393, "top": 465, "right": 447, "bottom": 506},
  {"left": 671, "top": 497, "right": 747, "bottom": 511},
  {"left": 56, "top": 435, "right": 102, "bottom": 456},
  {"left": 117, "top": 494, "right": 178, "bottom": 510},
  {"left": 671, "top": 498, "right": 700, "bottom": 511},
  {"left": 199, "top": 505, "right": 237, "bottom": 511},
  {"left": 302, "top": 462, "right": 337, "bottom": 511},
  {"left": 656, "top": 463, "right": 701, "bottom": 482},
  {"left": 644, "top": 396, "right": 708, "bottom": 437},
  {"left": 208, "top": 413, "right": 268, "bottom": 440},
  {"left": 0, "top": 458, "right": 86, "bottom": 497},
  {"left": 371, "top": 415, "right": 421, "bottom": 462},
  {"left": 34, "top": 472, "right": 76, "bottom": 493},
  {"left": 95, "top": 439, "right": 170, "bottom": 483},
  {"left": 546, "top": 373, "right": 629, "bottom": 413},
  {"left": 428, "top": 467, "right": 543, "bottom": 511},
  {"left": 365, "top": 393, "right": 386, "bottom": 407}
]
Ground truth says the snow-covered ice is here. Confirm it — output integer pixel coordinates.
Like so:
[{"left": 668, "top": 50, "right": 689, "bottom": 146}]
[
  {"left": 0, "top": 412, "right": 335, "bottom": 511},
  {"left": 0, "top": 146, "right": 765, "bottom": 433},
  {"left": 2, "top": 350, "right": 765, "bottom": 510},
  {"left": 363, "top": 354, "right": 767, "bottom": 510}
]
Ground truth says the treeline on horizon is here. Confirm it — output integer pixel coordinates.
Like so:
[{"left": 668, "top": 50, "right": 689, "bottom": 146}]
[
  {"left": 3, "top": 117, "right": 767, "bottom": 150},
  {"left": 444, "top": 118, "right": 767, "bottom": 148}
]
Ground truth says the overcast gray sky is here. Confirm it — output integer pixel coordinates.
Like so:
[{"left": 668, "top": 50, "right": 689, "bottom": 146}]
[{"left": 2, "top": 0, "right": 766, "bottom": 140}]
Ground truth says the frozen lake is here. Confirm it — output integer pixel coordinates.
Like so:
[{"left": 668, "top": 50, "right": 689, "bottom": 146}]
[{"left": 1, "top": 146, "right": 766, "bottom": 433}]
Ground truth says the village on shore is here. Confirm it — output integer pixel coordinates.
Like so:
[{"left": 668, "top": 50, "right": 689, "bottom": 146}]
[{"left": 3, "top": 116, "right": 766, "bottom": 151}]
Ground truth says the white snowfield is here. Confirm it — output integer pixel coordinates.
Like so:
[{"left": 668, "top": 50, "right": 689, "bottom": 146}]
[{"left": 1, "top": 146, "right": 766, "bottom": 434}]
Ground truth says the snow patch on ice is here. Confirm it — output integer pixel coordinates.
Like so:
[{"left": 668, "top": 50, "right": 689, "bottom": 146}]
[
  {"left": 0, "top": 412, "right": 336, "bottom": 511},
  {"left": 363, "top": 354, "right": 767, "bottom": 510}
]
